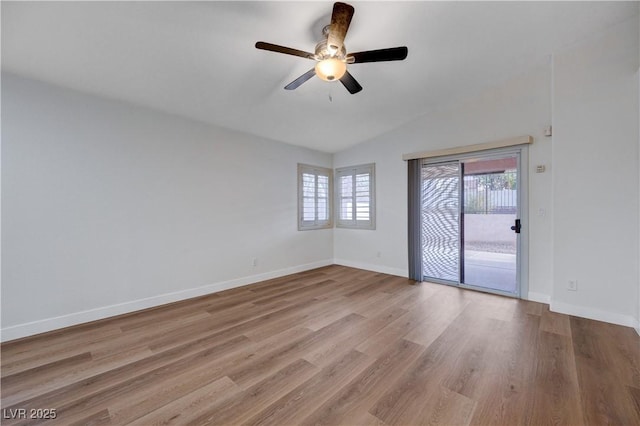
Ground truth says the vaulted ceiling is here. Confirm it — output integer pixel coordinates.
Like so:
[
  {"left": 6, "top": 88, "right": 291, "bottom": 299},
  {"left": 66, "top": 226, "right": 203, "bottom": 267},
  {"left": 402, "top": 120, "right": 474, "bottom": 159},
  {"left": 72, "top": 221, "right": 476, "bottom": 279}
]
[{"left": 2, "top": 1, "right": 638, "bottom": 152}]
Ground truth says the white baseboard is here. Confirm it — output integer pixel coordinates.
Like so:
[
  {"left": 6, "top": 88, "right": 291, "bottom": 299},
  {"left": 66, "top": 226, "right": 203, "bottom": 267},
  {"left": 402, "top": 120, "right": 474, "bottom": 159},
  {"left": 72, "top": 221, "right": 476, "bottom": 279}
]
[
  {"left": 550, "top": 300, "right": 639, "bottom": 329},
  {"left": 527, "top": 292, "right": 551, "bottom": 304},
  {"left": 333, "top": 258, "right": 408, "bottom": 278},
  {"left": 0, "top": 259, "right": 333, "bottom": 342}
]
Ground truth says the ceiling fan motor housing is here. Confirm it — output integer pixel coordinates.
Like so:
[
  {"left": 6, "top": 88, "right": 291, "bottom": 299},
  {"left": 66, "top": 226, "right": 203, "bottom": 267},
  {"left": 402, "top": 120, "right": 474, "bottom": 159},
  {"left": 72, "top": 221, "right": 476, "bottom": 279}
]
[{"left": 314, "top": 38, "right": 347, "bottom": 61}]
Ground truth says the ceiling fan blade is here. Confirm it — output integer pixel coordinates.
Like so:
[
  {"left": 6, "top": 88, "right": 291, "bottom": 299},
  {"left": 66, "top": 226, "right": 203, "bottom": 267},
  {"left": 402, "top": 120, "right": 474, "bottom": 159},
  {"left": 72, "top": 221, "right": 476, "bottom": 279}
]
[
  {"left": 327, "top": 2, "right": 354, "bottom": 55},
  {"left": 348, "top": 47, "right": 408, "bottom": 63},
  {"left": 284, "top": 69, "right": 316, "bottom": 90},
  {"left": 339, "top": 70, "right": 362, "bottom": 94},
  {"left": 255, "top": 42, "right": 315, "bottom": 60}
]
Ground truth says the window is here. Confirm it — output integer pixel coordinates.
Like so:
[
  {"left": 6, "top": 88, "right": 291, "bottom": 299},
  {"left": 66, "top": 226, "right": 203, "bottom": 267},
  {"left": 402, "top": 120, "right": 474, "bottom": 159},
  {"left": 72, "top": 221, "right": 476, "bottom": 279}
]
[
  {"left": 298, "top": 164, "right": 332, "bottom": 230},
  {"left": 336, "top": 163, "right": 375, "bottom": 229}
]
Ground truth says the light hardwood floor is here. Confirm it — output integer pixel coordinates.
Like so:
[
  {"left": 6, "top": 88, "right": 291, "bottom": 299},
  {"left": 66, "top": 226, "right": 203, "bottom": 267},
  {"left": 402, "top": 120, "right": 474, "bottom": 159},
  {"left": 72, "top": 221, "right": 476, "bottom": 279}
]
[{"left": 1, "top": 265, "right": 639, "bottom": 425}]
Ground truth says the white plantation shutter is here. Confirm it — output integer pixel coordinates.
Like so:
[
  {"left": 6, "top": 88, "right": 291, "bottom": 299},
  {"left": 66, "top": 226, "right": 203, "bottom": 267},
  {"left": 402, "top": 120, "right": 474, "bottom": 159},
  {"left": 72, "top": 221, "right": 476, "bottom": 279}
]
[
  {"left": 298, "top": 164, "right": 332, "bottom": 230},
  {"left": 336, "top": 164, "right": 375, "bottom": 229}
]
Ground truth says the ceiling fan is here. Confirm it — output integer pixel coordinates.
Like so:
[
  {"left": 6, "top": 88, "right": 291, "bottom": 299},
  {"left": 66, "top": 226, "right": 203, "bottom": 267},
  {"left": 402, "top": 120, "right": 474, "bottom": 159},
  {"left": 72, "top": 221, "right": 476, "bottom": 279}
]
[{"left": 255, "top": 2, "right": 408, "bottom": 94}]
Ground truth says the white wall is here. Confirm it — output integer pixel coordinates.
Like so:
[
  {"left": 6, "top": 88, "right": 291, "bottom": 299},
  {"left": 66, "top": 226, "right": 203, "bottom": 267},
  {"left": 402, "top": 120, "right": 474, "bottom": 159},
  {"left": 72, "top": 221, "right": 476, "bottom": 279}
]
[
  {"left": 1, "top": 73, "right": 333, "bottom": 341},
  {"left": 552, "top": 17, "right": 639, "bottom": 328},
  {"left": 333, "top": 64, "right": 554, "bottom": 300}
]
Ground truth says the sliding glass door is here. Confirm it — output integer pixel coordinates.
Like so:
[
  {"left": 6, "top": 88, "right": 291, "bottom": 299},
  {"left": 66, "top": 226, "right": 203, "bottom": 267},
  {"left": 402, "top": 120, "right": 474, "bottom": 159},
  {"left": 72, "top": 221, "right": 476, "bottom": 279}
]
[
  {"left": 420, "top": 150, "right": 522, "bottom": 296},
  {"left": 421, "top": 162, "right": 460, "bottom": 282}
]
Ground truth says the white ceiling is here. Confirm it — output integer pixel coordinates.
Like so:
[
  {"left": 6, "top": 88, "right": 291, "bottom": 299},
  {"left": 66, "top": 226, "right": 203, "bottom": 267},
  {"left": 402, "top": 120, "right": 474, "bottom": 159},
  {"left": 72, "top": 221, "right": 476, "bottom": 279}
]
[{"left": 2, "top": 1, "right": 638, "bottom": 153}]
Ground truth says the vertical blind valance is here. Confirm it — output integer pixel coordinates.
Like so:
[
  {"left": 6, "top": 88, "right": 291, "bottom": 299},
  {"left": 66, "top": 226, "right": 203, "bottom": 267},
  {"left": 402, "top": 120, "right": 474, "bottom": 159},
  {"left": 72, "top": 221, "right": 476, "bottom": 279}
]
[{"left": 402, "top": 135, "right": 532, "bottom": 161}]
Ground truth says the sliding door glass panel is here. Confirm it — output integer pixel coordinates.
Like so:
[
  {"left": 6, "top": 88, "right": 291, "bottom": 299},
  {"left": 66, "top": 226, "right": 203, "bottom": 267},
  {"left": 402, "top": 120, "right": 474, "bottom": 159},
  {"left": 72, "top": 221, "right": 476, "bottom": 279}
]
[
  {"left": 462, "top": 156, "right": 518, "bottom": 293},
  {"left": 421, "top": 162, "right": 460, "bottom": 282}
]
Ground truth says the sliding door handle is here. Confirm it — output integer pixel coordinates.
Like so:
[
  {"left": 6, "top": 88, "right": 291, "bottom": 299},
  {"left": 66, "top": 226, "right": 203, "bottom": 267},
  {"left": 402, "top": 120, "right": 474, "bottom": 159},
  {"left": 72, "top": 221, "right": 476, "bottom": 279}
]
[{"left": 510, "top": 219, "right": 521, "bottom": 234}]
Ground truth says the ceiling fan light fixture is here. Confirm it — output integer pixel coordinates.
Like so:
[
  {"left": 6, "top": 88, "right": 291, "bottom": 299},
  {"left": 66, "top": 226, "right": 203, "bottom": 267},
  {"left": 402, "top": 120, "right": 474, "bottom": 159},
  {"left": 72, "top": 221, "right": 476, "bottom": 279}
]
[
  {"left": 315, "top": 58, "right": 347, "bottom": 81},
  {"left": 255, "top": 2, "right": 408, "bottom": 94}
]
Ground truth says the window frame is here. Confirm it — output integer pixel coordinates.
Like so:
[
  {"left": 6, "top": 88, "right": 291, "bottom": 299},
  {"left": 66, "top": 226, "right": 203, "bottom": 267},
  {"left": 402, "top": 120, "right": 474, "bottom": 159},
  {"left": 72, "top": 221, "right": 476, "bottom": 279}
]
[
  {"left": 298, "top": 163, "right": 333, "bottom": 231},
  {"left": 335, "top": 163, "right": 376, "bottom": 230}
]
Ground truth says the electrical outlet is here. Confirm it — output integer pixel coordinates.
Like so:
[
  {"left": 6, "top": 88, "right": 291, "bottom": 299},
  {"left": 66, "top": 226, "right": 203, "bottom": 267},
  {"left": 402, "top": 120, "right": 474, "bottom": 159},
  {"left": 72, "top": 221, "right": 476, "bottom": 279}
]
[
  {"left": 252, "top": 257, "right": 258, "bottom": 267},
  {"left": 567, "top": 280, "right": 577, "bottom": 291}
]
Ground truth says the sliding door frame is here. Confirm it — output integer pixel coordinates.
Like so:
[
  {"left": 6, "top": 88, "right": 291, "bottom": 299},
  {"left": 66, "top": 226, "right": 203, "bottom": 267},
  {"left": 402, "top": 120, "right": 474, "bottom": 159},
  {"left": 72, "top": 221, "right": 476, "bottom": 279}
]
[{"left": 421, "top": 146, "right": 529, "bottom": 299}]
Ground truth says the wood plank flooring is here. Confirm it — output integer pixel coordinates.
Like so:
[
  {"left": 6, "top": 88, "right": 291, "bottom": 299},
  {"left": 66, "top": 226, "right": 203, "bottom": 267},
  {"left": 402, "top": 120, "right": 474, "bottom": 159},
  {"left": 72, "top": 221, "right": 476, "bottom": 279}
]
[{"left": 1, "top": 265, "right": 639, "bottom": 425}]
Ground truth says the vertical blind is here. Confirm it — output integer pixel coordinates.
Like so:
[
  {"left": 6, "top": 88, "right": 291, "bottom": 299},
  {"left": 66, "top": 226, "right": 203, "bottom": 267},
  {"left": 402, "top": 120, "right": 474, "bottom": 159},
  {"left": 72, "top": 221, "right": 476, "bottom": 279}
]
[{"left": 407, "top": 160, "right": 422, "bottom": 280}]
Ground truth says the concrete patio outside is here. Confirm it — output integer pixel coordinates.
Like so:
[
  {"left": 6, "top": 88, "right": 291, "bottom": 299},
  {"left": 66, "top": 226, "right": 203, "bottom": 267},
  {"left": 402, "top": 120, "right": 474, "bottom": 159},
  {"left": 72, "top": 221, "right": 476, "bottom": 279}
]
[{"left": 464, "top": 249, "right": 516, "bottom": 293}]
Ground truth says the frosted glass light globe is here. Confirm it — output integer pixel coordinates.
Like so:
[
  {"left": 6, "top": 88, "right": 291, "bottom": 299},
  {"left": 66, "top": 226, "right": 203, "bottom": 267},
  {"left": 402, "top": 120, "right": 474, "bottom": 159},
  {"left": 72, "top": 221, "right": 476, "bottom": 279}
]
[{"left": 315, "top": 58, "right": 347, "bottom": 81}]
